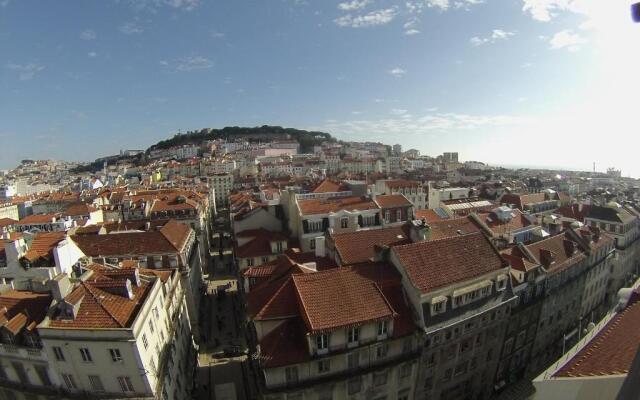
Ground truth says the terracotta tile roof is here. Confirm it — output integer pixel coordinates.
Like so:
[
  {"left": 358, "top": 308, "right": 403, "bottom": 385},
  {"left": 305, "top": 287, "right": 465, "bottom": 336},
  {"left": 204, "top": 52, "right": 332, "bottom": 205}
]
[
  {"left": 48, "top": 272, "right": 153, "bottom": 329},
  {"left": 374, "top": 194, "right": 412, "bottom": 209},
  {"left": 298, "top": 196, "right": 379, "bottom": 215},
  {"left": 292, "top": 268, "right": 396, "bottom": 334},
  {"left": 331, "top": 224, "right": 412, "bottom": 265},
  {"left": 555, "top": 204, "right": 591, "bottom": 222},
  {"left": 17, "top": 213, "right": 58, "bottom": 225},
  {"left": 478, "top": 209, "right": 533, "bottom": 235},
  {"left": 63, "top": 202, "right": 97, "bottom": 217},
  {"left": 312, "top": 179, "right": 349, "bottom": 194},
  {"left": 501, "top": 193, "right": 549, "bottom": 210},
  {"left": 554, "top": 291, "right": 640, "bottom": 378},
  {"left": 427, "top": 216, "right": 482, "bottom": 240},
  {"left": 392, "top": 232, "right": 507, "bottom": 293},
  {"left": 71, "top": 219, "right": 190, "bottom": 257},
  {"left": 23, "top": 232, "right": 66, "bottom": 262},
  {"left": 0, "top": 218, "right": 17, "bottom": 228},
  {"left": 235, "top": 229, "right": 288, "bottom": 259},
  {"left": 259, "top": 318, "right": 310, "bottom": 368},
  {"left": 246, "top": 258, "right": 308, "bottom": 320},
  {"left": 415, "top": 209, "right": 449, "bottom": 223},
  {"left": 0, "top": 290, "right": 52, "bottom": 335},
  {"left": 523, "top": 231, "right": 587, "bottom": 275}
]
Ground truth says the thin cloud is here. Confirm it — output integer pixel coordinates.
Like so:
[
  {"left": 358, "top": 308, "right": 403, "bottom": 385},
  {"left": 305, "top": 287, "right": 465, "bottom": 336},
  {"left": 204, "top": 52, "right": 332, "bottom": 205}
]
[
  {"left": 123, "top": 0, "right": 201, "bottom": 11},
  {"left": 334, "top": 8, "right": 397, "bottom": 28},
  {"left": 87, "top": 51, "right": 98, "bottom": 58},
  {"left": 522, "top": 0, "right": 572, "bottom": 22},
  {"left": 161, "top": 56, "right": 214, "bottom": 72},
  {"left": 119, "top": 23, "right": 144, "bottom": 35},
  {"left": 549, "top": 29, "right": 586, "bottom": 51},
  {"left": 317, "top": 112, "right": 532, "bottom": 139},
  {"left": 337, "top": 0, "right": 370, "bottom": 11},
  {"left": 388, "top": 67, "right": 406, "bottom": 77},
  {"left": 6, "top": 63, "right": 45, "bottom": 81},
  {"left": 210, "top": 30, "right": 225, "bottom": 39},
  {"left": 470, "top": 29, "right": 515, "bottom": 46},
  {"left": 80, "top": 29, "right": 96, "bottom": 40}
]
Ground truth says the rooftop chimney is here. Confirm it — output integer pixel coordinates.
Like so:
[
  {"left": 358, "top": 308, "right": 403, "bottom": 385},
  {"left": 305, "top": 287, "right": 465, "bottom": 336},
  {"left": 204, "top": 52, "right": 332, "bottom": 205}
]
[{"left": 48, "top": 274, "right": 73, "bottom": 302}]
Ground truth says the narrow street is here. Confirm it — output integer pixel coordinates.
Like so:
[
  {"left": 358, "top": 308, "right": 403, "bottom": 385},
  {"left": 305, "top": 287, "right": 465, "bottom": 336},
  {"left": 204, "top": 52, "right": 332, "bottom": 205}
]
[{"left": 197, "top": 223, "right": 252, "bottom": 400}]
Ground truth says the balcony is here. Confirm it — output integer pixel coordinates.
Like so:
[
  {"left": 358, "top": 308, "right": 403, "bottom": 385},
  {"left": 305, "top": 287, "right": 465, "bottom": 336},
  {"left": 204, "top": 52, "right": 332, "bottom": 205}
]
[{"left": 0, "top": 344, "right": 47, "bottom": 361}]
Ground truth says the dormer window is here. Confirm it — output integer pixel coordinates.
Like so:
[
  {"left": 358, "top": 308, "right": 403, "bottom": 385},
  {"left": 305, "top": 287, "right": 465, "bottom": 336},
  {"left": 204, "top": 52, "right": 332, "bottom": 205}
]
[
  {"left": 347, "top": 327, "right": 359, "bottom": 347},
  {"left": 430, "top": 296, "right": 447, "bottom": 316},
  {"left": 496, "top": 275, "right": 508, "bottom": 291},
  {"left": 316, "top": 333, "right": 329, "bottom": 354},
  {"left": 341, "top": 217, "right": 349, "bottom": 229},
  {"left": 377, "top": 320, "right": 388, "bottom": 338}
]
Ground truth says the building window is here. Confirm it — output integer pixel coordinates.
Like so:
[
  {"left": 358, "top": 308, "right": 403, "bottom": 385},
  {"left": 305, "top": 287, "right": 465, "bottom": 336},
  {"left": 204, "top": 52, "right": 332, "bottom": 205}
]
[
  {"left": 377, "top": 320, "right": 388, "bottom": 337},
  {"left": 53, "top": 346, "right": 65, "bottom": 361},
  {"left": 276, "top": 241, "right": 284, "bottom": 253},
  {"left": 80, "top": 348, "right": 93, "bottom": 363},
  {"left": 399, "top": 363, "right": 411, "bottom": 379},
  {"left": 316, "top": 334, "right": 329, "bottom": 351},
  {"left": 347, "top": 377, "right": 362, "bottom": 395},
  {"left": 431, "top": 297, "right": 446, "bottom": 315},
  {"left": 89, "top": 375, "right": 105, "bottom": 392},
  {"left": 373, "top": 371, "right": 387, "bottom": 386},
  {"left": 317, "top": 360, "right": 330, "bottom": 374},
  {"left": 454, "top": 360, "right": 469, "bottom": 377},
  {"left": 397, "top": 209, "right": 402, "bottom": 221},
  {"left": 496, "top": 275, "right": 507, "bottom": 291},
  {"left": 247, "top": 258, "right": 254, "bottom": 267},
  {"left": 347, "top": 352, "right": 359, "bottom": 369},
  {"left": 285, "top": 366, "right": 298, "bottom": 383},
  {"left": 384, "top": 211, "right": 390, "bottom": 223},
  {"left": 142, "top": 334, "right": 149, "bottom": 349},
  {"left": 402, "top": 337, "right": 412, "bottom": 354},
  {"left": 376, "top": 344, "right": 389, "bottom": 359},
  {"left": 347, "top": 327, "right": 359, "bottom": 345},
  {"left": 149, "top": 320, "right": 154, "bottom": 334},
  {"left": 34, "top": 365, "right": 51, "bottom": 386},
  {"left": 62, "top": 374, "right": 77, "bottom": 390},
  {"left": 110, "top": 348, "right": 123, "bottom": 363},
  {"left": 443, "top": 368, "right": 453, "bottom": 382},
  {"left": 310, "top": 239, "right": 316, "bottom": 250},
  {"left": 341, "top": 217, "right": 348, "bottom": 229},
  {"left": 118, "top": 376, "right": 135, "bottom": 392}
]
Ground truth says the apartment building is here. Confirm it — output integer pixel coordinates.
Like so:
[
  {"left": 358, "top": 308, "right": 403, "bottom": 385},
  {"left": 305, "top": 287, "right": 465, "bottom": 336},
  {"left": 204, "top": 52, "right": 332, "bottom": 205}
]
[
  {"left": 583, "top": 204, "right": 640, "bottom": 307},
  {"left": 69, "top": 220, "right": 203, "bottom": 341},
  {"left": 388, "top": 233, "right": 516, "bottom": 400},
  {"left": 374, "top": 195, "right": 414, "bottom": 227},
  {"left": 209, "top": 173, "right": 234, "bottom": 207},
  {"left": 235, "top": 229, "right": 289, "bottom": 270},
  {"left": 0, "top": 264, "right": 196, "bottom": 400},
  {"left": 0, "top": 231, "right": 82, "bottom": 291},
  {"left": 374, "top": 180, "right": 427, "bottom": 210},
  {"left": 294, "top": 195, "right": 381, "bottom": 252},
  {"left": 524, "top": 232, "right": 590, "bottom": 374},
  {"left": 247, "top": 262, "right": 420, "bottom": 400},
  {"left": 15, "top": 214, "right": 74, "bottom": 233},
  {"left": 0, "top": 289, "right": 55, "bottom": 397}
]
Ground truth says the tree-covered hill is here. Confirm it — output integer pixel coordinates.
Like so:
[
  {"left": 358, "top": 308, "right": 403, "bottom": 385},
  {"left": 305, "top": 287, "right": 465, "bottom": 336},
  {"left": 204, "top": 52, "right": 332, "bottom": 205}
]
[{"left": 148, "top": 125, "right": 336, "bottom": 153}]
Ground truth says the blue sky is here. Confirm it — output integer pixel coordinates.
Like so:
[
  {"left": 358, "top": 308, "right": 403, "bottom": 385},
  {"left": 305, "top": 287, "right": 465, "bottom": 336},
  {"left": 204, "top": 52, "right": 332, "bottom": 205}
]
[{"left": 1, "top": 0, "right": 639, "bottom": 176}]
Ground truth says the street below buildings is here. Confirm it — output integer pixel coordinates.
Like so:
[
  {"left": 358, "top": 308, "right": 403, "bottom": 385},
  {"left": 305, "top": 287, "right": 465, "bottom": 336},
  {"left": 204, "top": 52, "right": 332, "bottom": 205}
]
[{"left": 197, "top": 235, "right": 253, "bottom": 400}]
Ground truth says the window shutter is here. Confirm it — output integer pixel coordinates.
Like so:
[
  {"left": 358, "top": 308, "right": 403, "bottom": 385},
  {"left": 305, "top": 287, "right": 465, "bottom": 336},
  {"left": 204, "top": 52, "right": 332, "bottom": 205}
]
[
  {"left": 375, "top": 213, "right": 380, "bottom": 225},
  {"left": 358, "top": 215, "right": 363, "bottom": 227},
  {"left": 322, "top": 218, "right": 329, "bottom": 231},
  {"left": 303, "top": 220, "right": 309, "bottom": 234}
]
